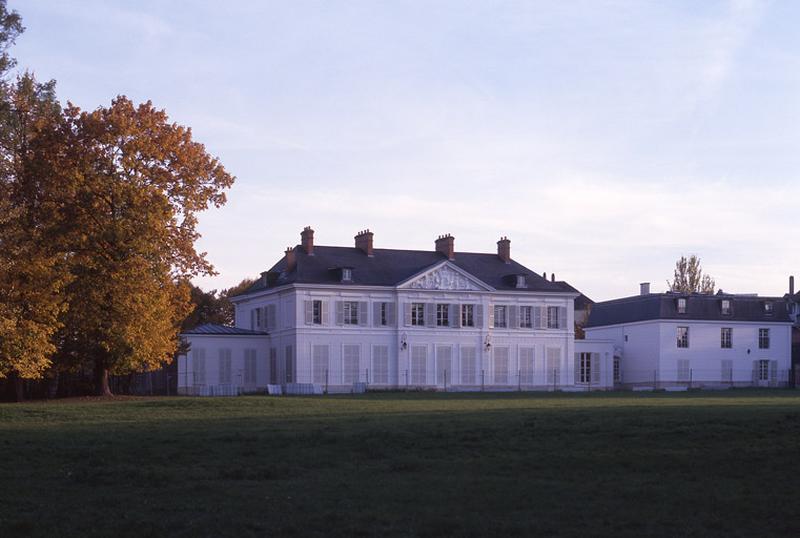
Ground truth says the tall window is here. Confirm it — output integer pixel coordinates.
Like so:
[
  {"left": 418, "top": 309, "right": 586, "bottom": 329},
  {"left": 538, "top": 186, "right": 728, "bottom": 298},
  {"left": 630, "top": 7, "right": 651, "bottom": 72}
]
[
  {"left": 677, "top": 326, "right": 689, "bottom": 348},
  {"left": 372, "top": 346, "right": 389, "bottom": 384},
  {"left": 460, "top": 347, "right": 477, "bottom": 385},
  {"left": 343, "top": 301, "right": 359, "bottom": 325},
  {"left": 343, "top": 345, "right": 360, "bottom": 384},
  {"left": 493, "top": 347, "right": 509, "bottom": 384},
  {"left": 677, "top": 298, "right": 687, "bottom": 314},
  {"left": 758, "top": 328, "right": 770, "bottom": 349},
  {"left": 721, "top": 300, "right": 731, "bottom": 315},
  {"left": 312, "top": 300, "right": 322, "bottom": 324},
  {"left": 341, "top": 267, "right": 352, "bottom": 282},
  {"left": 312, "top": 345, "right": 329, "bottom": 384},
  {"left": 244, "top": 349, "right": 257, "bottom": 385},
  {"left": 219, "top": 349, "right": 232, "bottom": 384},
  {"left": 519, "top": 347, "right": 535, "bottom": 384},
  {"left": 436, "top": 304, "right": 449, "bottom": 327},
  {"left": 285, "top": 346, "right": 293, "bottom": 383},
  {"left": 461, "top": 304, "right": 475, "bottom": 327},
  {"left": 613, "top": 357, "right": 620, "bottom": 383},
  {"left": 758, "top": 359, "right": 769, "bottom": 381},
  {"left": 578, "top": 352, "right": 592, "bottom": 383},
  {"left": 720, "top": 327, "right": 732, "bottom": 349},
  {"left": 411, "top": 345, "right": 427, "bottom": 384},
  {"left": 380, "top": 302, "right": 388, "bottom": 326},
  {"left": 494, "top": 305, "right": 507, "bottom": 328},
  {"left": 547, "top": 306, "right": 560, "bottom": 329},
  {"left": 520, "top": 306, "right": 533, "bottom": 328},
  {"left": 411, "top": 303, "right": 425, "bottom": 326},
  {"left": 269, "top": 348, "right": 278, "bottom": 384}
]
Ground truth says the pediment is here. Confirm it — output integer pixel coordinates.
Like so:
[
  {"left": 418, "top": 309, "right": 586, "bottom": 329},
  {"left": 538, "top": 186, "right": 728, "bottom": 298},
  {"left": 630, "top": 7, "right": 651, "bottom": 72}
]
[{"left": 399, "top": 262, "right": 493, "bottom": 291}]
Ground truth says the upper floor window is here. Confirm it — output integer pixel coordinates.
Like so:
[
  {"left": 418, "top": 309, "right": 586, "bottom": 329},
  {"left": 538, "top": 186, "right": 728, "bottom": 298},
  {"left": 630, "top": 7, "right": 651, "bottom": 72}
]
[
  {"left": 677, "top": 326, "right": 689, "bottom": 348},
  {"left": 494, "top": 305, "right": 507, "bottom": 328},
  {"left": 436, "top": 304, "right": 449, "bottom": 327},
  {"left": 515, "top": 275, "right": 526, "bottom": 288},
  {"left": 343, "top": 301, "right": 359, "bottom": 325},
  {"left": 312, "top": 300, "right": 322, "bottom": 324},
  {"left": 547, "top": 306, "right": 560, "bottom": 329},
  {"left": 461, "top": 304, "right": 475, "bottom": 327},
  {"left": 520, "top": 306, "right": 533, "bottom": 328},
  {"left": 759, "top": 328, "right": 770, "bottom": 349},
  {"left": 721, "top": 300, "right": 731, "bottom": 315},
  {"left": 411, "top": 303, "right": 425, "bottom": 326},
  {"left": 379, "top": 302, "right": 389, "bottom": 326},
  {"left": 720, "top": 327, "right": 732, "bottom": 349},
  {"left": 677, "top": 298, "right": 687, "bottom": 314},
  {"left": 341, "top": 268, "right": 352, "bottom": 282}
]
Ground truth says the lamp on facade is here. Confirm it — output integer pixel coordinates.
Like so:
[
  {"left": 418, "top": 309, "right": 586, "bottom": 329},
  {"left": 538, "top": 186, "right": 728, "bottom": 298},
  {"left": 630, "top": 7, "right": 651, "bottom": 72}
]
[
  {"left": 400, "top": 332, "right": 408, "bottom": 351},
  {"left": 484, "top": 334, "right": 492, "bottom": 351}
]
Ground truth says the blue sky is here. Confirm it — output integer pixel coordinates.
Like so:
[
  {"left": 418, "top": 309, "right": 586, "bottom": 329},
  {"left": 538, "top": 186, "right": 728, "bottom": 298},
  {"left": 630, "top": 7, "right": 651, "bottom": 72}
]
[{"left": 10, "top": 0, "right": 800, "bottom": 300}]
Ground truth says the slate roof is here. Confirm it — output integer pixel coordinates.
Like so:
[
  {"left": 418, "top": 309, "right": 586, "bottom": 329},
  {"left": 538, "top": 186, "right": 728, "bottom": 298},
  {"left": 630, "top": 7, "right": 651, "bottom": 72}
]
[
  {"left": 181, "top": 324, "right": 269, "bottom": 336},
  {"left": 586, "top": 293, "right": 792, "bottom": 328},
  {"left": 241, "top": 245, "right": 577, "bottom": 296}
]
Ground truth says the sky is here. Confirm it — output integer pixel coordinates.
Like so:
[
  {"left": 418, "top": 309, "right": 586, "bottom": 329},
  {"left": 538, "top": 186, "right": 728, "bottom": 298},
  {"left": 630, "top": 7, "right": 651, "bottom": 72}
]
[{"left": 9, "top": 0, "right": 800, "bottom": 301}]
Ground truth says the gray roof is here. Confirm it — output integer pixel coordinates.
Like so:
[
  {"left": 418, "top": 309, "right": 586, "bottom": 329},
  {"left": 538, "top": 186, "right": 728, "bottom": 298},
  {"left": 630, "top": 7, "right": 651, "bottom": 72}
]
[
  {"left": 242, "top": 245, "right": 577, "bottom": 295},
  {"left": 586, "top": 293, "right": 792, "bottom": 328},
  {"left": 181, "top": 324, "right": 269, "bottom": 336}
]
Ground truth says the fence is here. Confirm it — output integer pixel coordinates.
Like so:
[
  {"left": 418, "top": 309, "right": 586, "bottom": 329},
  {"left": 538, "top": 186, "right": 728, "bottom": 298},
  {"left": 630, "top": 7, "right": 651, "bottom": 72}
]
[{"left": 617, "top": 368, "right": 793, "bottom": 391}]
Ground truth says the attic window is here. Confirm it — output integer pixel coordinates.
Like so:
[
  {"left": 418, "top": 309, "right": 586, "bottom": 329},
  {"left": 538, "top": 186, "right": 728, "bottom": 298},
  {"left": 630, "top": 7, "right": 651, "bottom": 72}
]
[
  {"left": 764, "top": 301, "right": 773, "bottom": 314},
  {"left": 721, "top": 299, "right": 731, "bottom": 315},
  {"left": 341, "top": 268, "right": 352, "bottom": 282},
  {"left": 677, "top": 298, "right": 687, "bottom": 314},
  {"left": 515, "top": 275, "right": 526, "bottom": 289}
]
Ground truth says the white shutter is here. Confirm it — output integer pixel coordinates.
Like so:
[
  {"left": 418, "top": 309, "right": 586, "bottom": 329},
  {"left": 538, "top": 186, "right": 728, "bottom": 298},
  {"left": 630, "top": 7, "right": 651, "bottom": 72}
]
[
  {"left": 304, "top": 300, "right": 313, "bottom": 325},
  {"left": 404, "top": 302, "right": 412, "bottom": 326},
  {"left": 591, "top": 353, "right": 601, "bottom": 384},
  {"left": 425, "top": 303, "right": 435, "bottom": 327},
  {"left": 488, "top": 305, "right": 495, "bottom": 328},
  {"left": 386, "top": 303, "right": 396, "bottom": 326},
  {"left": 770, "top": 360, "right": 778, "bottom": 386},
  {"left": 559, "top": 306, "right": 567, "bottom": 329},
  {"left": 250, "top": 309, "right": 256, "bottom": 330},
  {"left": 533, "top": 307, "right": 543, "bottom": 329},
  {"left": 267, "top": 304, "right": 277, "bottom": 330},
  {"left": 335, "top": 301, "right": 344, "bottom": 326},
  {"left": 193, "top": 348, "right": 206, "bottom": 384},
  {"left": 752, "top": 360, "right": 759, "bottom": 384},
  {"left": 373, "top": 302, "right": 382, "bottom": 327},
  {"left": 451, "top": 304, "right": 461, "bottom": 328},
  {"left": 574, "top": 353, "right": 581, "bottom": 384},
  {"left": 508, "top": 305, "right": 518, "bottom": 330},
  {"left": 475, "top": 305, "right": 483, "bottom": 328},
  {"left": 359, "top": 301, "right": 368, "bottom": 326},
  {"left": 321, "top": 300, "right": 329, "bottom": 325}
]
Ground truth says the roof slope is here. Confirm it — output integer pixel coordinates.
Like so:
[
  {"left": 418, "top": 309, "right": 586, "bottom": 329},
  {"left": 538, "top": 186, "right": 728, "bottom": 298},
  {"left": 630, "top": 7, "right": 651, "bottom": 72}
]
[
  {"left": 586, "top": 293, "right": 791, "bottom": 328},
  {"left": 242, "top": 245, "right": 576, "bottom": 295},
  {"left": 181, "top": 324, "right": 269, "bottom": 336}
]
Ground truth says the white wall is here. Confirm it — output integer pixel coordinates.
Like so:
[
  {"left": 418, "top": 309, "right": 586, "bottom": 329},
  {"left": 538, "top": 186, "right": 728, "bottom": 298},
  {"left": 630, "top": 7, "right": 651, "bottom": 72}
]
[{"left": 177, "top": 335, "right": 270, "bottom": 395}]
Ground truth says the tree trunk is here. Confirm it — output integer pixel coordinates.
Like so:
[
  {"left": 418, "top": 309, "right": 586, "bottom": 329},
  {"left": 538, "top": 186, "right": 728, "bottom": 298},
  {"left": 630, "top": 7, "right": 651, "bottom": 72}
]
[
  {"left": 13, "top": 374, "right": 24, "bottom": 402},
  {"left": 95, "top": 360, "right": 113, "bottom": 396}
]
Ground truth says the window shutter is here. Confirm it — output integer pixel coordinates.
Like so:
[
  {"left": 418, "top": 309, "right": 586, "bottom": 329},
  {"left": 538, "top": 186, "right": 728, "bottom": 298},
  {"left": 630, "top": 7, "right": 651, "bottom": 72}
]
[
  {"left": 508, "top": 305, "right": 517, "bottom": 330},
  {"left": 425, "top": 303, "right": 435, "bottom": 326},
  {"left": 250, "top": 309, "right": 256, "bottom": 330},
  {"left": 574, "top": 353, "right": 581, "bottom": 384},
  {"left": 373, "top": 302, "right": 382, "bottom": 327},
  {"left": 752, "top": 360, "right": 758, "bottom": 383},
  {"left": 559, "top": 307, "right": 567, "bottom": 330},
  {"left": 304, "top": 301, "right": 313, "bottom": 325},
  {"left": 321, "top": 300, "right": 329, "bottom": 325},
  {"left": 267, "top": 305, "right": 277, "bottom": 330},
  {"left": 387, "top": 303, "right": 396, "bottom": 326},
  {"left": 770, "top": 360, "right": 778, "bottom": 385},
  {"left": 359, "top": 301, "right": 368, "bottom": 326},
  {"left": 404, "top": 302, "right": 412, "bottom": 326},
  {"left": 488, "top": 305, "right": 495, "bottom": 328},
  {"left": 451, "top": 304, "right": 461, "bottom": 328},
  {"left": 335, "top": 301, "right": 344, "bottom": 326},
  {"left": 591, "top": 353, "right": 601, "bottom": 384},
  {"left": 475, "top": 304, "right": 483, "bottom": 328}
]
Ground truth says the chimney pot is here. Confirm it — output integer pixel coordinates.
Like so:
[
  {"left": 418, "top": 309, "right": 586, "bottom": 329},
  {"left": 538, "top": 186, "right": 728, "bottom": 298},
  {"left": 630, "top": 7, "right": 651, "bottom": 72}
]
[
  {"left": 497, "top": 236, "right": 511, "bottom": 264},
  {"left": 640, "top": 282, "right": 651, "bottom": 295},
  {"left": 300, "top": 226, "right": 314, "bottom": 255},
  {"left": 790, "top": 275, "right": 795, "bottom": 296},
  {"left": 551, "top": 273, "right": 555, "bottom": 282},
  {"left": 284, "top": 246, "right": 296, "bottom": 272},
  {"left": 355, "top": 229, "right": 374, "bottom": 256},
  {"left": 543, "top": 272, "right": 547, "bottom": 281},
  {"left": 435, "top": 233, "right": 455, "bottom": 260}
]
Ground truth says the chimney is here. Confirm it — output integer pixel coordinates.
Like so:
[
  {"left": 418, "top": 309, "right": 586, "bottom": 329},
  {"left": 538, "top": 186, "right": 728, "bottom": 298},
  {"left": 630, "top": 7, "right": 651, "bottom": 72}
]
[
  {"left": 300, "top": 226, "right": 314, "bottom": 255},
  {"left": 435, "top": 234, "right": 455, "bottom": 260},
  {"left": 640, "top": 282, "right": 650, "bottom": 296},
  {"left": 355, "top": 229, "right": 374, "bottom": 256},
  {"left": 551, "top": 273, "right": 555, "bottom": 282},
  {"left": 791, "top": 275, "right": 795, "bottom": 296},
  {"left": 543, "top": 272, "right": 547, "bottom": 281},
  {"left": 284, "top": 246, "right": 296, "bottom": 272},
  {"left": 497, "top": 236, "right": 511, "bottom": 264}
]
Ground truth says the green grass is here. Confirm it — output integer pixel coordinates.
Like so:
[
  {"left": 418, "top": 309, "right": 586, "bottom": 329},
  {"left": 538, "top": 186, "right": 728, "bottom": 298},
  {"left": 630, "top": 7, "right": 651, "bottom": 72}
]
[{"left": 2, "top": 390, "right": 800, "bottom": 537}]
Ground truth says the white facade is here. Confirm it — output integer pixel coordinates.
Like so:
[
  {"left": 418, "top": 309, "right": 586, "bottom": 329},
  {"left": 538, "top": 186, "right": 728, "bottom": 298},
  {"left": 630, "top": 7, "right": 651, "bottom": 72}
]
[
  {"left": 586, "top": 319, "right": 793, "bottom": 388},
  {"left": 179, "top": 260, "right": 616, "bottom": 394}
]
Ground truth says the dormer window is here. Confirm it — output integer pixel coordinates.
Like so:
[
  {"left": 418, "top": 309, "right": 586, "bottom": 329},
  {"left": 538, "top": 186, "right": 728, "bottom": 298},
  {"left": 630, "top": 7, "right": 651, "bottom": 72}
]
[
  {"left": 341, "top": 268, "right": 352, "bottom": 282},
  {"left": 515, "top": 275, "right": 526, "bottom": 289},
  {"left": 764, "top": 301, "right": 773, "bottom": 314},
  {"left": 721, "top": 299, "right": 731, "bottom": 315},
  {"left": 677, "top": 298, "right": 687, "bottom": 314}
]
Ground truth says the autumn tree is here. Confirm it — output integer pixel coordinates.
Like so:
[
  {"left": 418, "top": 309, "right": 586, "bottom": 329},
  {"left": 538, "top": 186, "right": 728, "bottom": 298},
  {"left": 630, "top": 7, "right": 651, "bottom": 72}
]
[
  {"left": 667, "top": 254, "right": 715, "bottom": 294},
  {"left": 61, "top": 97, "right": 234, "bottom": 395},
  {"left": 182, "top": 278, "right": 255, "bottom": 330}
]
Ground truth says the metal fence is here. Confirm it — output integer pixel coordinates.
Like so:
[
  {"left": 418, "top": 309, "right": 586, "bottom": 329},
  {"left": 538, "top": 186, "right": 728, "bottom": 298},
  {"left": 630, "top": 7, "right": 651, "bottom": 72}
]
[{"left": 617, "top": 368, "right": 792, "bottom": 391}]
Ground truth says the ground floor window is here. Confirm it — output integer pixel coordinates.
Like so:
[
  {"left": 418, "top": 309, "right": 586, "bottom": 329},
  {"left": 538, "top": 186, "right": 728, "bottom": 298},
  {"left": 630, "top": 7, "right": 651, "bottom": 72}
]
[
  {"left": 575, "top": 352, "right": 592, "bottom": 384},
  {"left": 219, "top": 348, "right": 232, "bottom": 384},
  {"left": 721, "top": 359, "right": 732, "bottom": 383},
  {"left": 677, "top": 359, "right": 690, "bottom": 382},
  {"left": 285, "top": 346, "right": 294, "bottom": 383},
  {"left": 192, "top": 348, "right": 206, "bottom": 385},
  {"left": 546, "top": 348, "right": 561, "bottom": 383},
  {"left": 519, "top": 347, "right": 534, "bottom": 384},
  {"left": 269, "top": 348, "right": 278, "bottom": 384},
  {"left": 244, "top": 349, "right": 257, "bottom": 385},
  {"left": 411, "top": 346, "right": 427, "bottom": 384},
  {"left": 494, "top": 347, "right": 509, "bottom": 384},
  {"left": 343, "top": 344, "right": 360, "bottom": 383},
  {"left": 613, "top": 357, "right": 620, "bottom": 383},
  {"left": 436, "top": 346, "right": 452, "bottom": 384},
  {"left": 372, "top": 346, "right": 389, "bottom": 384},
  {"left": 460, "top": 346, "right": 477, "bottom": 384},
  {"left": 758, "top": 359, "right": 769, "bottom": 381},
  {"left": 312, "top": 345, "right": 329, "bottom": 384}
]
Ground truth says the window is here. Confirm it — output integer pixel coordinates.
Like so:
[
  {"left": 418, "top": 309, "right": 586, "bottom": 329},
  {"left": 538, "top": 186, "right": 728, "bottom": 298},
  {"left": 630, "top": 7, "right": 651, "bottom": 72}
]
[
  {"left": 721, "top": 359, "right": 732, "bottom": 383},
  {"left": 312, "top": 345, "right": 329, "bottom": 384},
  {"left": 244, "top": 349, "right": 257, "bottom": 385},
  {"left": 312, "top": 300, "right": 322, "bottom": 324},
  {"left": 613, "top": 357, "right": 621, "bottom": 383},
  {"left": 436, "top": 346, "right": 452, "bottom": 385},
  {"left": 219, "top": 349, "right": 232, "bottom": 384},
  {"left": 764, "top": 302, "right": 773, "bottom": 314},
  {"left": 461, "top": 304, "right": 475, "bottom": 327},
  {"left": 372, "top": 346, "right": 389, "bottom": 384},
  {"left": 519, "top": 306, "right": 533, "bottom": 328},
  {"left": 677, "top": 298, "right": 687, "bottom": 314},
  {"left": 577, "top": 352, "right": 592, "bottom": 383},
  {"left": 341, "top": 267, "right": 352, "bottom": 282},
  {"left": 624, "top": 334, "right": 629, "bottom": 342},
  {"left": 547, "top": 306, "right": 560, "bottom": 329},
  {"left": 254, "top": 308, "right": 263, "bottom": 329},
  {"left": 380, "top": 302, "right": 388, "bottom": 326},
  {"left": 343, "top": 345, "right": 360, "bottom": 383},
  {"left": 285, "top": 346, "right": 294, "bottom": 383},
  {"left": 721, "top": 327, "right": 732, "bottom": 349},
  {"left": 494, "top": 347, "right": 509, "bottom": 384},
  {"left": 546, "top": 348, "right": 561, "bottom": 383},
  {"left": 721, "top": 300, "right": 731, "bottom": 315},
  {"left": 460, "top": 347, "right": 477, "bottom": 384},
  {"left": 343, "top": 301, "right": 359, "bottom": 325},
  {"left": 411, "top": 303, "right": 425, "bottom": 326},
  {"left": 436, "top": 304, "right": 449, "bottom": 327},
  {"left": 192, "top": 348, "right": 206, "bottom": 385},
  {"left": 519, "top": 347, "right": 535, "bottom": 384},
  {"left": 515, "top": 275, "right": 526, "bottom": 288},
  {"left": 759, "top": 328, "right": 770, "bottom": 349},
  {"left": 494, "top": 305, "right": 507, "bottom": 328},
  {"left": 411, "top": 345, "right": 427, "bottom": 384},
  {"left": 677, "top": 326, "right": 689, "bottom": 348},
  {"left": 677, "top": 359, "right": 690, "bottom": 382},
  {"left": 758, "top": 359, "right": 769, "bottom": 381},
  {"left": 269, "top": 348, "right": 278, "bottom": 384}
]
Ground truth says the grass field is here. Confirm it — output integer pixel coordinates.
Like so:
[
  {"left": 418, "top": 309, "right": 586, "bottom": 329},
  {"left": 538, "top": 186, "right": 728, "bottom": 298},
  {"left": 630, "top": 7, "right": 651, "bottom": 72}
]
[{"left": 2, "top": 390, "right": 800, "bottom": 537}]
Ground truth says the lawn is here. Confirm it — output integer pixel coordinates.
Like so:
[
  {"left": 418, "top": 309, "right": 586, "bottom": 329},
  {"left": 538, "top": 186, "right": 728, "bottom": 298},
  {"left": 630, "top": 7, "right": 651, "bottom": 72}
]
[{"left": 1, "top": 390, "right": 800, "bottom": 537}]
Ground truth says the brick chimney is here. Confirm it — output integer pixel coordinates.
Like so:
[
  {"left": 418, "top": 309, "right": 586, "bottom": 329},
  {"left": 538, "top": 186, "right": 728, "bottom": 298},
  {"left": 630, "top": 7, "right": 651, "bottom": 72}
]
[
  {"left": 285, "top": 246, "right": 296, "bottom": 272},
  {"left": 551, "top": 273, "right": 555, "bottom": 282},
  {"left": 435, "top": 234, "right": 455, "bottom": 260},
  {"left": 497, "top": 236, "right": 511, "bottom": 264},
  {"left": 640, "top": 282, "right": 650, "bottom": 295},
  {"left": 301, "top": 226, "right": 314, "bottom": 255},
  {"left": 791, "top": 275, "right": 795, "bottom": 296},
  {"left": 355, "top": 229, "right": 374, "bottom": 256}
]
